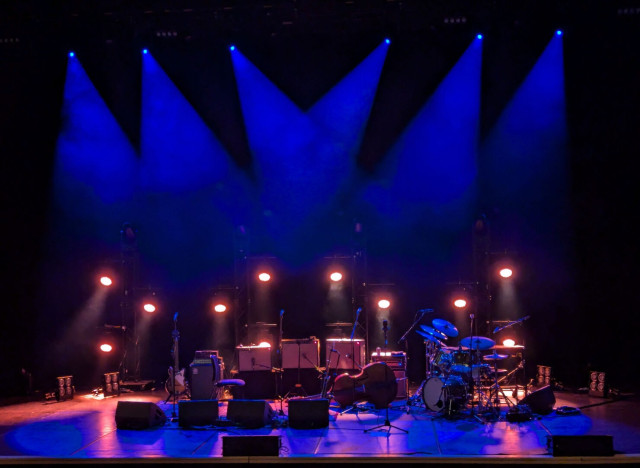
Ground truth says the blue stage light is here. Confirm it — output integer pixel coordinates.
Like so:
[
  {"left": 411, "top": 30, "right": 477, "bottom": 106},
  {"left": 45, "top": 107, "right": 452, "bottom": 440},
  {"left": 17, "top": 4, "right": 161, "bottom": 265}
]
[
  {"left": 68, "top": 52, "right": 75, "bottom": 58},
  {"left": 142, "top": 48, "right": 148, "bottom": 54},
  {"left": 477, "top": 34, "right": 483, "bottom": 40},
  {"left": 556, "top": 30, "right": 563, "bottom": 36},
  {"left": 385, "top": 38, "right": 391, "bottom": 45},
  {"left": 230, "top": 45, "right": 236, "bottom": 51}
]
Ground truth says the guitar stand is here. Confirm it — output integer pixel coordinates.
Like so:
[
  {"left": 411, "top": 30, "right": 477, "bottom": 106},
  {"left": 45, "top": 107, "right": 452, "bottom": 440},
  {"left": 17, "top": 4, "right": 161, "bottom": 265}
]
[{"left": 364, "top": 406, "right": 408, "bottom": 434}]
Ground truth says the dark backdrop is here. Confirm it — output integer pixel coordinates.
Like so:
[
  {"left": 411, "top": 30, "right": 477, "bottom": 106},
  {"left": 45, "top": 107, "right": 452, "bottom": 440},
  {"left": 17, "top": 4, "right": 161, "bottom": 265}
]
[{"left": 1, "top": 1, "right": 639, "bottom": 396}]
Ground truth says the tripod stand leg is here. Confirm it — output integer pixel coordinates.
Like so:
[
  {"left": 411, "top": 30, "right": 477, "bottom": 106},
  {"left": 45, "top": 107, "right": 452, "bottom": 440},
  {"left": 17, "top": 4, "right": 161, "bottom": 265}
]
[{"left": 364, "top": 407, "right": 408, "bottom": 434}]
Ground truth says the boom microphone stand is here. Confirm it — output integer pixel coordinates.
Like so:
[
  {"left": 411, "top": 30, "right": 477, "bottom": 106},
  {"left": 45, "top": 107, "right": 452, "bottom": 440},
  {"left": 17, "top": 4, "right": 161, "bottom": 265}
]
[{"left": 399, "top": 309, "right": 432, "bottom": 409}]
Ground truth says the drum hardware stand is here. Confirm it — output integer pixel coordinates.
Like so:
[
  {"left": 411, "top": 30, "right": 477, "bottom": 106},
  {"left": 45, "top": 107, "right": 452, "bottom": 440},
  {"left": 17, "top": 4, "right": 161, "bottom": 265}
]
[
  {"left": 398, "top": 309, "right": 432, "bottom": 412},
  {"left": 364, "top": 405, "right": 408, "bottom": 434}
]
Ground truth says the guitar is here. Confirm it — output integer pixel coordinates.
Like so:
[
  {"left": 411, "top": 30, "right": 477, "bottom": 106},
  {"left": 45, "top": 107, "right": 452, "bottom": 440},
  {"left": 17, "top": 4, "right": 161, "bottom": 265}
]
[
  {"left": 166, "top": 367, "right": 187, "bottom": 395},
  {"left": 331, "top": 362, "right": 398, "bottom": 409}
]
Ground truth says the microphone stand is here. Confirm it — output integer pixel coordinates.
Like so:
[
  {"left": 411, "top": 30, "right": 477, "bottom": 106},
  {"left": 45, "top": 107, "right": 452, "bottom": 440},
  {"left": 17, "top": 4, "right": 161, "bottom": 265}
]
[
  {"left": 398, "top": 309, "right": 428, "bottom": 410},
  {"left": 276, "top": 310, "right": 285, "bottom": 414},
  {"left": 169, "top": 313, "right": 179, "bottom": 421},
  {"left": 349, "top": 308, "right": 362, "bottom": 374}
]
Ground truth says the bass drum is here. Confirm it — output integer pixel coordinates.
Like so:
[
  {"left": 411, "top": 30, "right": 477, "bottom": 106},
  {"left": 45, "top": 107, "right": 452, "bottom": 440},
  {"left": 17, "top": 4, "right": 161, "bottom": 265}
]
[{"left": 422, "top": 376, "right": 468, "bottom": 413}]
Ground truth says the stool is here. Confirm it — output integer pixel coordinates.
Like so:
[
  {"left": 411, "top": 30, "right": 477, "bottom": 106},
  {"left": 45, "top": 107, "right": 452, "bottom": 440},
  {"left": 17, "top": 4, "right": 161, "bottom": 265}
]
[{"left": 210, "top": 355, "right": 245, "bottom": 400}]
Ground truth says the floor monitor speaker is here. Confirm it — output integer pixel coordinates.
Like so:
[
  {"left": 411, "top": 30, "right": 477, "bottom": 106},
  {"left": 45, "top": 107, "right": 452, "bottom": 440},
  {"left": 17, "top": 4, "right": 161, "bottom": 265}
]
[
  {"left": 288, "top": 398, "right": 329, "bottom": 429},
  {"left": 115, "top": 401, "right": 166, "bottom": 430},
  {"left": 520, "top": 385, "right": 555, "bottom": 415},
  {"left": 226, "top": 399, "right": 274, "bottom": 428},
  {"left": 222, "top": 435, "right": 280, "bottom": 456},
  {"left": 178, "top": 400, "right": 219, "bottom": 427},
  {"left": 548, "top": 435, "right": 614, "bottom": 456}
]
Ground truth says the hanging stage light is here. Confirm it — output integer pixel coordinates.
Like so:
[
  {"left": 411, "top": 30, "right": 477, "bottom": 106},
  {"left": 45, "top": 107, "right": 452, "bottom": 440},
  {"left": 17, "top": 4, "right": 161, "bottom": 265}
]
[
  {"left": 330, "top": 271, "right": 343, "bottom": 282},
  {"left": 257, "top": 272, "right": 271, "bottom": 282}
]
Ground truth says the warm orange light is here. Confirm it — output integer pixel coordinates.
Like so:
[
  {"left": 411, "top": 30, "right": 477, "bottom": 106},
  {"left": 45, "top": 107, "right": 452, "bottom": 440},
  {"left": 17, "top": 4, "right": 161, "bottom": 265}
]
[
  {"left": 143, "top": 303, "right": 156, "bottom": 313},
  {"left": 330, "top": 272, "right": 343, "bottom": 282},
  {"left": 378, "top": 299, "right": 391, "bottom": 309},
  {"left": 453, "top": 298, "right": 467, "bottom": 308},
  {"left": 257, "top": 341, "right": 271, "bottom": 348},
  {"left": 100, "top": 343, "right": 113, "bottom": 353},
  {"left": 258, "top": 272, "right": 271, "bottom": 282},
  {"left": 503, "top": 339, "right": 516, "bottom": 347},
  {"left": 499, "top": 268, "right": 513, "bottom": 279},
  {"left": 214, "top": 303, "right": 227, "bottom": 313},
  {"left": 100, "top": 276, "right": 113, "bottom": 287}
]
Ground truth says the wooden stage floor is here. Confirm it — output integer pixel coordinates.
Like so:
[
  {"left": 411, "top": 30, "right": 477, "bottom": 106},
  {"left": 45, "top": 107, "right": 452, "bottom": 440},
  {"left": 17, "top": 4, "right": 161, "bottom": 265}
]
[{"left": 0, "top": 386, "right": 639, "bottom": 465}]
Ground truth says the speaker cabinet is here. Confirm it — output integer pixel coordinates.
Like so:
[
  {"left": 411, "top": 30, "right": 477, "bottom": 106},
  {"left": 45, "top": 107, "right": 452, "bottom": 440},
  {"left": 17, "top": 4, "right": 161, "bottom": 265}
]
[
  {"left": 282, "top": 339, "right": 319, "bottom": 368},
  {"left": 520, "top": 385, "right": 556, "bottom": 415},
  {"left": 237, "top": 346, "right": 272, "bottom": 371},
  {"left": 547, "top": 435, "right": 614, "bottom": 456},
  {"left": 190, "top": 363, "right": 215, "bottom": 400},
  {"left": 287, "top": 399, "right": 329, "bottom": 429},
  {"left": 115, "top": 401, "right": 166, "bottom": 430},
  {"left": 178, "top": 400, "right": 219, "bottom": 427},
  {"left": 226, "top": 399, "right": 274, "bottom": 428},
  {"left": 325, "top": 339, "right": 365, "bottom": 370},
  {"left": 222, "top": 435, "right": 280, "bottom": 456}
]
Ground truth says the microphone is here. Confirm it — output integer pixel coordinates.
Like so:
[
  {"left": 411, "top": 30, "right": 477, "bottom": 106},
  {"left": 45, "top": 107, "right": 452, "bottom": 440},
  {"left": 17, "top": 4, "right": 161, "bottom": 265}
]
[
  {"left": 355, "top": 307, "right": 362, "bottom": 317},
  {"left": 382, "top": 319, "right": 388, "bottom": 330},
  {"left": 493, "top": 326, "right": 501, "bottom": 334},
  {"left": 280, "top": 309, "right": 285, "bottom": 316},
  {"left": 173, "top": 312, "right": 178, "bottom": 322}
]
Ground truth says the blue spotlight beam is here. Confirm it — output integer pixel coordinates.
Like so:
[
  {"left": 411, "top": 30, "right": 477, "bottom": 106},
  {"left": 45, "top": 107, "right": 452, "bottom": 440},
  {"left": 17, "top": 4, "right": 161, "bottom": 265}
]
[
  {"left": 53, "top": 54, "right": 138, "bottom": 237},
  {"left": 231, "top": 43, "right": 387, "bottom": 260},
  {"left": 139, "top": 51, "right": 253, "bottom": 279},
  {"left": 140, "top": 52, "right": 232, "bottom": 193},
  {"left": 363, "top": 37, "right": 483, "bottom": 228},
  {"left": 482, "top": 32, "right": 567, "bottom": 221}
]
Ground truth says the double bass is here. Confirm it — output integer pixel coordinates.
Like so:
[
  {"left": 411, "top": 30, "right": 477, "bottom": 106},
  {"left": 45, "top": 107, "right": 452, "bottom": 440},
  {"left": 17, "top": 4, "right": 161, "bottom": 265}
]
[{"left": 331, "top": 362, "right": 398, "bottom": 409}]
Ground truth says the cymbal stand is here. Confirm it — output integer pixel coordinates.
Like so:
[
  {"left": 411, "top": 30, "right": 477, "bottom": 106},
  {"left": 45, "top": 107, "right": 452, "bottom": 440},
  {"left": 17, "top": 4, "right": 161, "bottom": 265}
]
[{"left": 398, "top": 310, "right": 428, "bottom": 410}]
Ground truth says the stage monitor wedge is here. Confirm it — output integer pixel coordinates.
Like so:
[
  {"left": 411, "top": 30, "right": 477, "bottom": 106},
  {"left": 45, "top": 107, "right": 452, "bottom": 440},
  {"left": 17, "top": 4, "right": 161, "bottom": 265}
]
[{"left": 115, "top": 401, "right": 166, "bottom": 430}]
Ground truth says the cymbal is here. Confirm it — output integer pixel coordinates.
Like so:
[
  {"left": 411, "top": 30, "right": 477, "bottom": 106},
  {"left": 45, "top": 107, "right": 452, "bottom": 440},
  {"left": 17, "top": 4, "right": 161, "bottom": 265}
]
[
  {"left": 459, "top": 336, "right": 495, "bottom": 350},
  {"left": 432, "top": 318, "right": 459, "bottom": 338},
  {"left": 419, "top": 325, "right": 447, "bottom": 340},
  {"left": 482, "top": 352, "right": 509, "bottom": 361},
  {"left": 416, "top": 329, "right": 444, "bottom": 346}
]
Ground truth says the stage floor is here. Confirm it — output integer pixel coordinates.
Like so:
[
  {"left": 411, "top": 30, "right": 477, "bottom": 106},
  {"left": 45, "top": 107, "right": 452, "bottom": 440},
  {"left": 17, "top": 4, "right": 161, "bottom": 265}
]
[{"left": 0, "top": 386, "right": 639, "bottom": 464}]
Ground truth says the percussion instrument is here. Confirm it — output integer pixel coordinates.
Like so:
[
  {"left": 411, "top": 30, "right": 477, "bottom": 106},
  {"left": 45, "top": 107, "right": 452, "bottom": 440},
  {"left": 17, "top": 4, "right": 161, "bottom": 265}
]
[{"left": 422, "top": 375, "right": 468, "bottom": 414}]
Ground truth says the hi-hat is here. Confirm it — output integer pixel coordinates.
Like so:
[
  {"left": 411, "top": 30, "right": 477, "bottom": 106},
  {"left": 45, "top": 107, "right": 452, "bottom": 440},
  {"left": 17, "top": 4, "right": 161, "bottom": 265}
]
[
  {"left": 482, "top": 352, "right": 509, "bottom": 361},
  {"left": 417, "top": 329, "right": 444, "bottom": 347},
  {"left": 419, "top": 324, "right": 447, "bottom": 340},
  {"left": 432, "top": 318, "right": 459, "bottom": 338},
  {"left": 459, "top": 336, "right": 495, "bottom": 350}
]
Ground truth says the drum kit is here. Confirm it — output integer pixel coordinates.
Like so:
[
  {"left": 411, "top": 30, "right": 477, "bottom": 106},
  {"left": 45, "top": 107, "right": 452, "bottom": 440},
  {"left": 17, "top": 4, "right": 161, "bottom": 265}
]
[{"left": 414, "top": 318, "right": 513, "bottom": 418}]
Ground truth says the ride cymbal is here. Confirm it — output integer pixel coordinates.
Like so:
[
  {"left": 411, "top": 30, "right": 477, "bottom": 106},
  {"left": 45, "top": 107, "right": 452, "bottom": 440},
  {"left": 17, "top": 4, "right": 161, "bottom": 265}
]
[{"left": 459, "top": 336, "right": 495, "bottom": 350}]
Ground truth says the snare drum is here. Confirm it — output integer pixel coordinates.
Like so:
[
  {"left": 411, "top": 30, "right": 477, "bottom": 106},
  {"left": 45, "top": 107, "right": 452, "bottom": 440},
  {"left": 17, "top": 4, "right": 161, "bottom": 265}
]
[{"left": 422, "top": 375, "right": 468, "bottom": 413}]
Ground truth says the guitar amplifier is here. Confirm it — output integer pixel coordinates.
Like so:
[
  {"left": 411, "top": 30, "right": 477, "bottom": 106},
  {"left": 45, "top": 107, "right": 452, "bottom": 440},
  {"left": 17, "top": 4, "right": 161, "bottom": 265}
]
[
  {"left": 371, "top": 351, "right": 406, "bottom": 371},
  {"left": 282, "top": 338, "right": 319, "bottom": 369},
  {"left": 237, "top": 345, "right": 272, "bottom": 371},
  {"left": 326, "top": 339, "right": 366, "bottom": 370}
]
